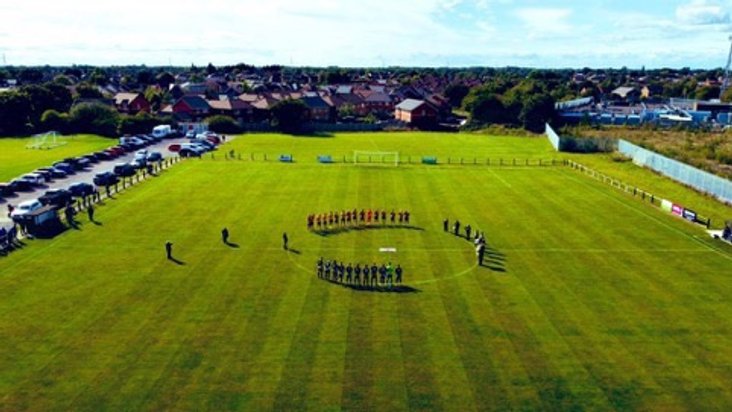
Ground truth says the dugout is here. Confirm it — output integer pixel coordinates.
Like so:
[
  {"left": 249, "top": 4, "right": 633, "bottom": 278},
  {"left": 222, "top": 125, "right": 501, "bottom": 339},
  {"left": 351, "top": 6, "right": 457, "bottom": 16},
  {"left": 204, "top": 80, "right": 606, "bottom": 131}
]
[{"left": 12, "top": 205, "right": 62, "bottom": 237}]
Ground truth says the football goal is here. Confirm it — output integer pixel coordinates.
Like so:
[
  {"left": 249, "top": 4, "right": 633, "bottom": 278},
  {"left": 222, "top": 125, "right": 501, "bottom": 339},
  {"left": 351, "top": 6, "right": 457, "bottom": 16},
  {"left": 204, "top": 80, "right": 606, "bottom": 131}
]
[
  {"left": 353, "top": 151, "right": 400, "bottom": 166},
  {"left": 26, "top": 131, "right": 66, "bottom": 150}
]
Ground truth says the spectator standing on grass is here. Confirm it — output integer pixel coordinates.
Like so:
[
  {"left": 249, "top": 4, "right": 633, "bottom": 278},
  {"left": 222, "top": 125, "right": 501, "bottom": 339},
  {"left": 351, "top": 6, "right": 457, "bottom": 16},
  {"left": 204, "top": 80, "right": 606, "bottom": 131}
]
[
  {"left": 395, "top": 265, "right": 403, "bottom": 285},
  {"left": 165, "top": 241, "right": 173, "bottom": 260},
  {"left": 477, "top": 243, "right": 486, "bottom": 266},
  {"left": 465, "top": 225, "right": 471, "bottom": 240},
  {"left": 222, "top": 227, "right": 229, "bottom": 244},
  {"left": 87, "top": 204, "right": 94, "bottom": 222},
  {"left": 282, "top": 232, "right": 288, "bottom": 250},
  {"left": 454, "top": 220, "right": 461, "bottom": 236},
  {"left": 7, "top": 204, "right": 14, "bottom": 218},
  {"left": 443, "top": 218, "right": 449, "bottom": 232}
]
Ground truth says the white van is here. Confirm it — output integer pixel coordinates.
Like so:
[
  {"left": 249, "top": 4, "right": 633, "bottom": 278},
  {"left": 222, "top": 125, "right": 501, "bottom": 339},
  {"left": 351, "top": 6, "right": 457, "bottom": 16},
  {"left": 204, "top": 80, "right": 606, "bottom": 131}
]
[{"left": 152, "top": 125, "right": 172, "bottom": 138}]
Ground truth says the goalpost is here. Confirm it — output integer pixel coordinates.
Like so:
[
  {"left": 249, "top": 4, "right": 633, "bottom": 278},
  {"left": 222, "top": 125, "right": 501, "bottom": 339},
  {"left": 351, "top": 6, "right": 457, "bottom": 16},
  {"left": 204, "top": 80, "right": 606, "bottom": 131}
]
[
  {"left": 353, "top": 151, "right": 400, "bottom": 166},
  {"left": 26, "top": 131, "right": 66, "bottom": 150}
]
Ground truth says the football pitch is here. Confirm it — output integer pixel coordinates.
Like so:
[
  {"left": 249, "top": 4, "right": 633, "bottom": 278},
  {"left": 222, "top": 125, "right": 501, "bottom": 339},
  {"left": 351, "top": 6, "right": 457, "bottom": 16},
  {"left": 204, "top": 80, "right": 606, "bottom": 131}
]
[{"left": 2, "top": 133, "right": 732, "bottom": 411}]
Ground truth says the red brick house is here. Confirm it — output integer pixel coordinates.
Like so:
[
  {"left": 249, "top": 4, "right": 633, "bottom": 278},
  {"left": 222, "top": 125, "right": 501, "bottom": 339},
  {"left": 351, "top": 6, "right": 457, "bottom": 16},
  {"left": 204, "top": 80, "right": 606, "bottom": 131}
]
[
  {"left": 394, "top": 99, "right": 438, "bottom": 127},
  {"left": 171, "top": 95, "right": 211, "bottom": 120},
  {"left": 114, "top": 92, "right": 151, "bottom": 114},
  {"left": 207, "top": 99, "right": 253, "bottom": 122}
]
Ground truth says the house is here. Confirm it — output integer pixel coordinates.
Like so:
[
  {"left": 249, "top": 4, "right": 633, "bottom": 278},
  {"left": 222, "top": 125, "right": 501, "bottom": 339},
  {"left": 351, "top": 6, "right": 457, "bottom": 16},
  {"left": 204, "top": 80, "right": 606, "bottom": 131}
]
[
  {"left": 207, "top": 99, "right": 253, "bottom": 122},
  {"left": 300, "top": 95, "right": 333, "bottom": 122},
  {"left": 358, "top": 91, "right": 393, "bottom": 115},
  {"left": 113, "top": 92, "right": 150, "bottom": 114},
  {"left": 171, "top": 95, "right": 210, "bottom": 120},
  {"left": 611, "top": 86, "right": 640, "bottom": 102},
  {"left": 394, "top": 99, "right": 438, "bottom": 127}
]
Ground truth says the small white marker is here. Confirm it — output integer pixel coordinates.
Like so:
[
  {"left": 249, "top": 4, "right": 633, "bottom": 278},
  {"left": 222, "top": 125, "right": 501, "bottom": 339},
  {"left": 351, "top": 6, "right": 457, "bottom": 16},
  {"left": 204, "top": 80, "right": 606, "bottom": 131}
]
[{"left": 379, "top": 247, "right": 397, "bottom": 253}]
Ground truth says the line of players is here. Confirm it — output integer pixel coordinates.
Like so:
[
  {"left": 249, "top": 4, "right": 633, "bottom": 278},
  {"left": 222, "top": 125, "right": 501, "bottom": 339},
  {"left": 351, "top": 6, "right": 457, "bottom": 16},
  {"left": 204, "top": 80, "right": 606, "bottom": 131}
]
[
  {"left": 317, "top": 258, "right": 403, "bottom": 287},
  {"left": 307, "top": 209, "right": 411, "bottom": 230}
]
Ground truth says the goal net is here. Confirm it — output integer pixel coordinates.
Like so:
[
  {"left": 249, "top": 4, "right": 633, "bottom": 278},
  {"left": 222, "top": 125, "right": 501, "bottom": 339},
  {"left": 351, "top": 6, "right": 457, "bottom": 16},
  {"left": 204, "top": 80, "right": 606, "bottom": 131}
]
[
  {"left": 353, "top": 151, "right": 400, "bottom": 166},
  {"left": 26, "top": 131, "right": 66, "bottom": 150}
]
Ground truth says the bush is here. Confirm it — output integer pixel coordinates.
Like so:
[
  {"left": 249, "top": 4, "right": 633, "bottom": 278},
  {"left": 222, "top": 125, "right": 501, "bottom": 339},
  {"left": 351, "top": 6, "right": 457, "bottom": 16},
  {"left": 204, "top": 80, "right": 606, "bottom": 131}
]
[
  {"left": 68, "top": 103, "right": 119, "bottom": 137},
  {"left": 205, "top": 115, "right": 241, "bottom": 134},
  {"left": 40, "top": 109, "right": 69, "bottom": 133},
  {"left": 118, "top": 112, "right": 160, "bottom": 135}
]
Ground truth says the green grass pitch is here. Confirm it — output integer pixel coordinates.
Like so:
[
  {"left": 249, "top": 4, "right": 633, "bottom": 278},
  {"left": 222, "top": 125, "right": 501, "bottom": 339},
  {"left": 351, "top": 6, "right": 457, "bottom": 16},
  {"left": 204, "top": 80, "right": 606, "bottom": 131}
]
[{"left": 1, "top": 133, "right": 732, "bottom": 411}]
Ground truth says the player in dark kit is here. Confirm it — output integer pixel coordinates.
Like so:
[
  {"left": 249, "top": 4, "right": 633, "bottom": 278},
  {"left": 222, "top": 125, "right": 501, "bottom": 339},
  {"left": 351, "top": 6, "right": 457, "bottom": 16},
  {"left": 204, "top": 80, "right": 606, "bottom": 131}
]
[
  {"left": 362, "top": 265, "right": 369, "bottom": 286},
  {"left": 443, "top": 218, "right": 449, "bottom": 232},
  {"left": 317, "top": 257, "right": 324, "bottom": 278},
  {"left": 354, "top": 264, "right": 361, "bottom": 285},
  {"left": 370, "top": 264, "right": 378, "bottom": 287},
  {"left": 395, "top": 265, "right": 403, "bottom": 284},
  {"left": 391, "top": 210, "right": 396, "bottom": 223},
  {"left": 346, "top": 263, "right": 353, "bottom": 283}
]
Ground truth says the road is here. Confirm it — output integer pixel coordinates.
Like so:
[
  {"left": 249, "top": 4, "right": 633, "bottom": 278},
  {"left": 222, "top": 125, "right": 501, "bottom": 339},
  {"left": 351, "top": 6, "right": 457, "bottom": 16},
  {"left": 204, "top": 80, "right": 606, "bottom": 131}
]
[{"left": 0, "top": 137, "right": 191, "bottom": 230}]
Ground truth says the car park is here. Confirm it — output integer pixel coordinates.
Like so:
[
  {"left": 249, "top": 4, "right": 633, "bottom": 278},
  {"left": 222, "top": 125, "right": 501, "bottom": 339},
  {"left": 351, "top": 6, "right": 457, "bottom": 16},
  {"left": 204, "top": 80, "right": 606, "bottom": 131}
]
[
  {"left": 10, "top": 199, "right": 43, "bottom": 219},
  {"left": 68, "top": 182, "right": 95, "bottom": 197},
  {"left": 39, "top": 189, "right": 72, "bottom": 208},
  {"left": 93, "top": 171, "right": 119, "bottom": 186},
  {"left": 95, "top": 151, "right": 113, "bottom": 160},
  {"left": 82, "top": 154, "right": 100, "bottom": 163},
  {"left": 74, "top": 157, "right": 91, "bottom": 170}
]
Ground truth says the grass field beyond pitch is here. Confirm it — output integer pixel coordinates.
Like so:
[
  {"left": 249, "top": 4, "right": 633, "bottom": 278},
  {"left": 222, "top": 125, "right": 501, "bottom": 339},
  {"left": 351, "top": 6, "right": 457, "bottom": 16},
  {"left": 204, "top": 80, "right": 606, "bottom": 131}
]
[
  {"left": 2, "top": 134, "right": 732, "bottom": 411},
  {"left": 0, "top": 134, "right": 113, "bottom": 182}
]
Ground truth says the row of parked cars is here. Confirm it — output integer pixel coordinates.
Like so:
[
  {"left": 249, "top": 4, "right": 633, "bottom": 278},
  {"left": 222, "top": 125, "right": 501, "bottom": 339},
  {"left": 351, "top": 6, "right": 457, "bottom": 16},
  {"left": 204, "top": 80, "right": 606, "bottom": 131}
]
[
  {"left": 169, "top": 132, "right": 221, "bottom": 157},
  {"left": 2, "top": 134, "right": 176, "bottom": 221}
]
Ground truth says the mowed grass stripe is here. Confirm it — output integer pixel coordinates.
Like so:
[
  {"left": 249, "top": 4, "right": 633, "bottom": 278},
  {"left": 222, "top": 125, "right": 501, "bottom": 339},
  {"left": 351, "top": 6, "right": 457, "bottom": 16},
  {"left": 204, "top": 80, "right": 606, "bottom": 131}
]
[
  {"left": 492, "top": 171, "right": 674, "bottom": 410},
  {"left": 450, "top": 168, "right": 609, "bottom": 410}
]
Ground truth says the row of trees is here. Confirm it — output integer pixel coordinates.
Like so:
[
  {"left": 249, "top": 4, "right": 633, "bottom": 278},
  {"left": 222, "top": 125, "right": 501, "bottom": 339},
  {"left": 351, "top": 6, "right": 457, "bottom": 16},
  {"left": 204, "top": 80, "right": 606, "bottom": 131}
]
[{"left": 460, "top": 76, "right": 556, "bottom": 133}]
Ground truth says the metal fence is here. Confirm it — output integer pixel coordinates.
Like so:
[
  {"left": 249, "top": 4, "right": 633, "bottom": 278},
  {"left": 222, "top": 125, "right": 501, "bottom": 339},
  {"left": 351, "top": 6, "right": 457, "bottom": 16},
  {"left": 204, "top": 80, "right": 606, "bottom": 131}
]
[
  {"left": 544, "top": 123, "right": 616, "bottom": 153},
  {"left": 618, "top": 139, "right": 732, "bottom": 204}
]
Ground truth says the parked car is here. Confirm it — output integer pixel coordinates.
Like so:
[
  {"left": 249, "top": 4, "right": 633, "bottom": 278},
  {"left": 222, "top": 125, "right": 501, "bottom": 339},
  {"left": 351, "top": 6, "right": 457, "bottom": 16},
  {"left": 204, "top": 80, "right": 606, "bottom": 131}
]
[
  {"left": 9, "top": 179, "right": 33, "bottom": 192},
  {"left": 108, "top": 147, "right": 126, "bottom": 156},
  {"left": 113, "top": 163, "right": 136, "bottom": 177},
  {"left": 146, "top": 151, "right": 163, "bottom": 162},
  {"left": 52, "top": 162, "right": 75, "bottom": 174},
  {"left": 93, "top": 171, "right": 119, "bottom": 186},
  {"left": 179, "top": 148, "right": 202, "bottom": 158},
  {"left": 0, "top": 183, "right": 14, "bottom": 197},
  {"left": 206, "top": 135, "right": 221, "bottom": 145},
  {"left": 74, "top": 157, "right": 91, "bottom": 169},
  {"left": 10, "top": 199, "right": 43, "bottom": 219},
  {"left": 95, "top": 151, "right": 113, "bottom": 161},
  {"left": 82, "top": 154, "right": 100, "bottom": 163},
  {"left": 21, "top": 173, "right": 46, "bottom": 186},
  {"left": 33, "top": 169, "right": 54, "bottom": 181},
  {"left": 68, "top": 182, "right": 95, "bottom": 197},
  {"left": 185, "top": 130, "right": 196, "bottom": 138},
  {"left": 130, "top": 158, "right": 147, "bottom": 169},
  {"left": 37, "top": 167, "right": 68, "bottom": 179},
  {"left": 168, "top": 143, "right": 181, "bottom": 152},
  {"left": 39, "top": 189, "right": 72, "bottom": 208}
]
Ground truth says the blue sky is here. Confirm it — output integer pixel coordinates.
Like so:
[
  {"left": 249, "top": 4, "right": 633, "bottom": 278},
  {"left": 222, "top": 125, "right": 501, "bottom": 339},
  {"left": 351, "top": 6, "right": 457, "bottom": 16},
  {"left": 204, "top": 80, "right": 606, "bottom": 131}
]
[{"left": 1, "top": 0, "right": 732, "bottom": 68}]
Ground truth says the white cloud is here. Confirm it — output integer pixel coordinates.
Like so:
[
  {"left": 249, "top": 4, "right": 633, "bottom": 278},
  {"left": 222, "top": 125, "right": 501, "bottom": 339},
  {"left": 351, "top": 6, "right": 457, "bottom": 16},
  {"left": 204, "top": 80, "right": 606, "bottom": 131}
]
[
  {"left": 676, "top": 0, "right": 730, "bottom": 25},
  {"left": 515, "top": 7, "right": 573, "bottom": 38}
]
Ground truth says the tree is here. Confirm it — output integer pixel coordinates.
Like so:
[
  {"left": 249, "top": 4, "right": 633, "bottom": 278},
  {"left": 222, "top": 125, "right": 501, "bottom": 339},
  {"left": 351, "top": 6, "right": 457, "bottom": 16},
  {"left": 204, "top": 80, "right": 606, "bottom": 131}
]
[
  {"left": 337, "top": 104, "right": 357, "bottom": 119},
  {"left": 695, "top": 85, "right": 720, "bottom": 101},
  {"left": 206, "top": 63, "right": 217, "bottom": 75},
  {"left": 156, "top": 72, "right": 175, "bottom": 89},
  {"left": 136, "top": 70, "right": 154, "bottom": 86},
  {"left": 0, "top": 91, "right": 32, "bottom": 135},
  {"left": 75, "top": 83, "right": 104, "bottom": 99},
  {"left": 68, "top": 102, "right": 119, "bottom": 136},
  {"left": 519, "top": 94, "right": 555, "bottom": 133},
  {"left": 205, "top": 115, "right": 241, "bottom": 134},
  {"left": 270, "top": 99, "right": 309, "bottom": 134},
  {"left": 444, "top": 83, "right": 470, "bottom": 108},
  {"left": 19, "top": 68, "right": 44, "bottom": 84},
  {"left": 40, "top": 109, "right": 69, "bottom": 133},
  {"left": 469, "top": 94, "right": 506, "bottom": 125},
  {"left": 117, "top": 112, "right": 159, "bottom": 135}
]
